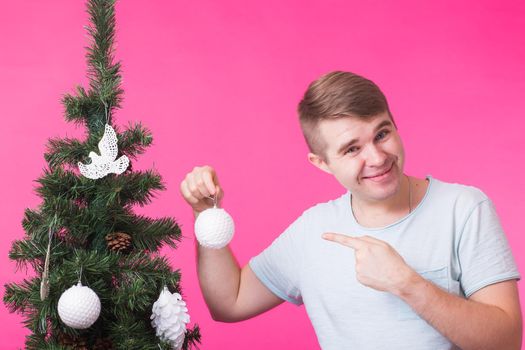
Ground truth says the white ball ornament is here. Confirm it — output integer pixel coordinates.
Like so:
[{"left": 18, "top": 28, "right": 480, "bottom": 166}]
[
  {"left": 151, "top": 286, "right": 190, "bottom": 350},
  {"left": 57, "top": 281, "right": 101, "bottom": 329},
  {"left": 194, "top": 205, "right": 235, "bottom": 249}
]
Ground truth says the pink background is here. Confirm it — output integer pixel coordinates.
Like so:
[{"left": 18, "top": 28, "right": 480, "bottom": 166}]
[{"left": 1, "top": 0, "right": 523, "bottom": 349}]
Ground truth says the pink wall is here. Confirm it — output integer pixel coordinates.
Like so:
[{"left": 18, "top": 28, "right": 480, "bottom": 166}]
[{"left": 1, "top": 0, "right": 523, "bottom": 348}]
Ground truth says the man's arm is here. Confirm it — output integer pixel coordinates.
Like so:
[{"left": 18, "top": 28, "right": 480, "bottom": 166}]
[
  {"left": 181, "top": 166, "right": 285, "bottom": 322},
  {"left": 197, "top": 242, "right": 284, "bottom": 322},
  {"left": 398, "top": 275, "right": 522, "bottom": 350},
  {"left": 322, "top": 232, "right": 522, "bottom": 350}
]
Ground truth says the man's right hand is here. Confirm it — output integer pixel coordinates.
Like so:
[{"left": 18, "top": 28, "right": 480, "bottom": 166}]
[
  {"left": 180, "top": 165, "right": 285, "bottom": 322},
  {"left": 180, "top": 165, "right": 224, "bottom": 215}
]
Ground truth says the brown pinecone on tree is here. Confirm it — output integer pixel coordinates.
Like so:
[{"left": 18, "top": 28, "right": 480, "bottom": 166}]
[
  {"left": 93, "top": 337, "right": 114, "bottom": 350},
  {"left": 105, "top": 232, "right": 132, "bottom": 252},
  {"left": 57, "top": 332, "right": 88, "bottom": 350}
]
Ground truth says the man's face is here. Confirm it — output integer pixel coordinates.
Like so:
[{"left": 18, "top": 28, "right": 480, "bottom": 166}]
[{"left": 307, "top": 112, "right": 405, "bottom": 203}]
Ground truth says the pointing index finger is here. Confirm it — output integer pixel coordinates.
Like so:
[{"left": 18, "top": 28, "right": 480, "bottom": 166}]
[{"left": 322, "top": 232, "right": 366, "bottom": 250}]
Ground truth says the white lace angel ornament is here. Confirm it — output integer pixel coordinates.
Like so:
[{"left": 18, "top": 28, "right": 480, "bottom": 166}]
[{"left": 78, "top": 124, "right": 129, "bottom": 179}]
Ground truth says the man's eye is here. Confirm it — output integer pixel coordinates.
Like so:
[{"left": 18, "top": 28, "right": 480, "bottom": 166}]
[
  {"left": 376, "top": 130, "right": 390, "bottom": 141},
  {"left": 345, "top": 146, "right": 359, "bottom": 154}
]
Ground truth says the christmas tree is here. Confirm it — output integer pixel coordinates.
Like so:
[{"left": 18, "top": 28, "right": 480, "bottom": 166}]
[{"left": 3, "top": 1, "right": 201, "bottom": 349}]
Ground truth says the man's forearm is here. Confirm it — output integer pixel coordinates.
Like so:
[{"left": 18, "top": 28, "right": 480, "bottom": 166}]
[
  {"left": 196, "top": 239, "right": 240, "bottom": 321},
  {"left": 396, "top": 274, "right": 520, "bottom": 350}
]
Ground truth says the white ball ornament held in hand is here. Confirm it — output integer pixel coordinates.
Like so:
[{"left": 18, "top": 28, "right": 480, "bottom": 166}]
[
  {"left": 57, "top": 282, "right": 101, "bottom": 329},
  {"left": 194, "top": 202, "right": 235, "bottom": 249}
]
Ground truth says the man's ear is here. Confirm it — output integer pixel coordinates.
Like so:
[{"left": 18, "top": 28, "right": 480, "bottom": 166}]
[{"left": 307, "top": 152, "right": 333, "bottom": 175}]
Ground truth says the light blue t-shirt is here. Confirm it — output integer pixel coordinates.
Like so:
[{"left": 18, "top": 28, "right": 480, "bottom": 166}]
[{"left": 249, "top": 175, "right": 521, "bottom": 349}]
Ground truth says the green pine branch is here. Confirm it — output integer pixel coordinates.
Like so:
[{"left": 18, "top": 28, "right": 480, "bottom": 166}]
[
  {"left": 62, "top": 86, "right": 98, "bottom": 125},
  {"left": 44, "top": 122, "right": 153, "bottom": 169},
  {"left": 105, "top": 169, "right": 165, "bottom": 207},
  {"left": 36, "top": 168, "right": 82, "bottom": 201},
  {"left": 4, "top": 279, "right": 36, "bottom": 314},
  {"left": 44, "top": 137, "right": 88, "bottom": 169},
  {"left": 35, "top": 167, "right": 165, "bottom": 209},
  {"left": 132, "top": 215, "right": 182, "bottom": 250},
  {"left": 118, "top": 122, "right": 154, "bottom": 156},
  {"left": 85, "top": 0, "right": 123, "bottom": 130},
  {"left": 5, "top": 0, "right": 201, "bottom": 348},
  {"left": 60, "top": 0, "right": 123, "bottom": 133}
]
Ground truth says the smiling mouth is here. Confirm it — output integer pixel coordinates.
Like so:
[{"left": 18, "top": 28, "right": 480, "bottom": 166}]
[{"left": 363, "top": 163, "right": 393, "bottom": 179}]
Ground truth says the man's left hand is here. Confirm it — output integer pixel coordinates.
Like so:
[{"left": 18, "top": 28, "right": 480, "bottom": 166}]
[{"left": 322, "top": 232, "right": 417, "bottom": 295}]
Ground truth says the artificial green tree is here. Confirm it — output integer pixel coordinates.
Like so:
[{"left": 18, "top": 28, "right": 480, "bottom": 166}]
[{"left": 3, "top": 1, "right": 201, "bottom": 349}]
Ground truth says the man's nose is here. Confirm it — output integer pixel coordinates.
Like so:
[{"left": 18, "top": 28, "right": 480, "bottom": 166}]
[{"left": 363, "top": 144, "right": 387, "bottom": 166}]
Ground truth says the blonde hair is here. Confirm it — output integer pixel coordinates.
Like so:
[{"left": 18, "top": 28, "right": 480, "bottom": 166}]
[{"left": 298, "top": 71, "right": 395, "bottom": 161}]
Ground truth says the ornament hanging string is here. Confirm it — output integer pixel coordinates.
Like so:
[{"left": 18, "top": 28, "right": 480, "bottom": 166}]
[{"left": 205, "top": 194, "right": 218, "bottom": 208}]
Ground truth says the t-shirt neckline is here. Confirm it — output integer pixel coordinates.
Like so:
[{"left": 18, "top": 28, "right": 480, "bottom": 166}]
[{"left": 347, "top": 175, "right": 434, "bottom": 231}]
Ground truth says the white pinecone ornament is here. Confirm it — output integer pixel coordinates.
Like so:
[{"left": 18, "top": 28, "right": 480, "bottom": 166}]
[
  {"left": 194, "top": 205, "right": 235, "bottom": 249},
  {"left": 151, "top": 286, "right": 190, "bottom": 350},
  {"left": 57, "top": 282, "right": 101, "bottom": 329}
]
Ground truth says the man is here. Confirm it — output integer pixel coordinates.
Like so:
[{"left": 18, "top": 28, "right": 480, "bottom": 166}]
[{"left": 180, "top": 71, "right": 522, "bottom": 349}]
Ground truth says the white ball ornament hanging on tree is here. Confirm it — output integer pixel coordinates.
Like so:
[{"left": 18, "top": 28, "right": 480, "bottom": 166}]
[
  {"left": 151, "top": 286, "right": 190, "bottom": 350},
  {"left": 194, "top": 197, "right": 234, "bottom": 249},
  {"left": 57, "top": 281, "right": 101, "bottom": 329}
]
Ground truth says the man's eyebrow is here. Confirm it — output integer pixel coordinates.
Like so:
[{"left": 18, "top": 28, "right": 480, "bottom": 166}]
[{"left": 336, "top": 119, "right": 393, "bottom": 155}]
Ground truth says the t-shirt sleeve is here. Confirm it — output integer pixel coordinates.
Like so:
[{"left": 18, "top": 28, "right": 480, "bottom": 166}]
[
  {"left": 458, "top": 199, "right": 521, "bottom": 298},
  {"left": 248, "top": 215, "right": 305, "bottom": 305}
]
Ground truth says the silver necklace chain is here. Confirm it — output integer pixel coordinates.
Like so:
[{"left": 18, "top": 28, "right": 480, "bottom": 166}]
[{"left": 407, "top": 175, "right": 412, "bottom": 214}]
